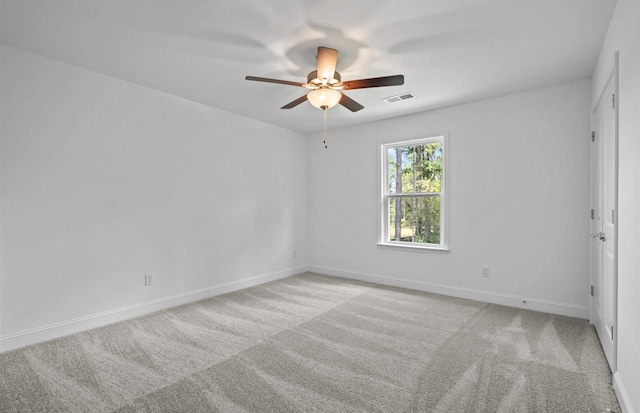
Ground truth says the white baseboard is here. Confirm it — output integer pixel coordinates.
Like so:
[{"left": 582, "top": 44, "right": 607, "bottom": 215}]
[
  {"left": 308, "top": 265, "right": 589, "bottom": 319},
  {"left": 613, "top": 371, "right": 635, "bottom": 413},
  {"left": 2, "top": 264, "right": 590, "bottom": 353},
  {"left": 0, "top": 266, "right": 309, "bottom": 353}
]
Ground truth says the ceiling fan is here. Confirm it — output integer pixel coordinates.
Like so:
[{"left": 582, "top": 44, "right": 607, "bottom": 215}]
[
  {"left": 246, "top": 46, "right": 404, "bottom": 148},
  {"left": 245, "top": 46, "right": 405, "bottom": 113}
]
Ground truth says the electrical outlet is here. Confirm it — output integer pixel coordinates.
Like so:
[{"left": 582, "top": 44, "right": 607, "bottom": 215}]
[
  {"left": 145, "top": 274, "right": 153, "bottom": 286},
  {"left": 481, "top": 266, "right": 490, "bottom": 277},
  {"left": 293, "top": 250, "right": 297, "bottom": 258}
]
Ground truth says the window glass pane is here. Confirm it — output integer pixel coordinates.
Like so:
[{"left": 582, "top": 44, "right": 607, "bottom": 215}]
[
  {"left": 388, "top": 148, "right": 398, "bottom": 193},
  {"left": 388, "top": 143, "right": 443, "bottom": 194},
  {"left": 388, "top": 196, "right": 441, "bottom": 244}
]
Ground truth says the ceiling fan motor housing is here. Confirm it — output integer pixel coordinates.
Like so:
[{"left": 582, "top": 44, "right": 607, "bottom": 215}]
[{"left": 307, "top": 70, "right": 341, "bottom": 87}]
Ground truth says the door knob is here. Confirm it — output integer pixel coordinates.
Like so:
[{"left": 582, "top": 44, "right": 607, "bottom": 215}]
[{"left": 590, "top": 232, "right": 606, "bottom": 241}]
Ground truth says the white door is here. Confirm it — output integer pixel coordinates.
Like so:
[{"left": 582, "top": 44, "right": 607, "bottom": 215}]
[{"left": 590, "top": 55, "right": 618, "bottom": 372}]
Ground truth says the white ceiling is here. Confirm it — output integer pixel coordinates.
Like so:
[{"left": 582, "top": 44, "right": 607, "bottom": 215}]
[{"left": 1, "top": 0, "right": 617, "bottom": 134}]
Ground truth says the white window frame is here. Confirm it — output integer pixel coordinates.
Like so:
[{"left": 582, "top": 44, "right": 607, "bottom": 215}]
[{"left": 378, "top": 134, "right": 450, "bottom": 251}]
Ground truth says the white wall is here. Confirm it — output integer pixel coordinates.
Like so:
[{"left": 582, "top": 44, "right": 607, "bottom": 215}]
[
  {"left": 592, "top": 1, "right": 640, "bottom": 411},
  {"left": 308, "top": 80, "right": 592, "bottom": 317},
  {"left": 0, "top": 46, "right": 308, "bottom": 351}
]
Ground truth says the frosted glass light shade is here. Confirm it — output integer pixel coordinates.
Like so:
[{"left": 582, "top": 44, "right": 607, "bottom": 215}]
[{"left": 307, "top": 88, "right": 342, "bottom": 109}]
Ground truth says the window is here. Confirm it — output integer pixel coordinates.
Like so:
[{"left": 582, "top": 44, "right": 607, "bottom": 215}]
[{"left": 379, "top": 135, "right": 449, "bottom": 250}]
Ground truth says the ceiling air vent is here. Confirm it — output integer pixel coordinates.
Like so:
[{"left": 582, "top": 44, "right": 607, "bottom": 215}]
[{"left": 384, "top": 92, "right": 416, "bottom": 103}]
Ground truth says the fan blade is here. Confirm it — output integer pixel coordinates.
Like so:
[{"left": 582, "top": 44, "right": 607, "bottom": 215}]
[
  {"left": 316, "top": 47, "right": 338, "bottom": 83},
  {"left": 339, "top": 93, "right": 364, "bottom": 112},
  {"left": 342, "top": 74, "right": 404, "bottom": 90},
  {"left": 245, "top": 76, "right": 306, "bottom": 87},
  {"left": 281, "top": 95, "right": 308, "bottom": 109}
]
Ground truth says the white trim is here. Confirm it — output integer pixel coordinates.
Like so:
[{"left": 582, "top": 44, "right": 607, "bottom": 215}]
[
  {"left": 0, "top": 266, "right": 309, "bottom": 353},
  {"left": 376, "top": 242, "right": 451, "bottom": 252},
  {"left": 308, "top": 265, "right": 589, "bottom": 319},
  {"left": 613, "top": 372, "right": 635, "bottom": 413}
]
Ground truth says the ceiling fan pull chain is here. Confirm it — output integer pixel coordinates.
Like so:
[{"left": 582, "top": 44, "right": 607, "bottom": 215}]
[{"left": 323, "top": 107, "right": 328, "bottom": 149}]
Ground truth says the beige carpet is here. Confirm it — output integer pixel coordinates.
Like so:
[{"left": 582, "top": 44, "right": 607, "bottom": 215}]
[{"left": 0, "top": 272, "right": 620, "bottom": 412}]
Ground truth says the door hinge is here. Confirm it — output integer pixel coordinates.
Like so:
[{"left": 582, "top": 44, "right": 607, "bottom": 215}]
[
  {"left": 591, "top": 209, "right": 595, "bottom": 219},
  {"left": 590, "top": 285, "right": 595, "bottom": 297},
  {"left": 612, "top": 93, "right": 616, "bottom": 109},
  {"left": 611, "top": 209, "right": 615, "bottom": 224},
  {"left": 591, "top": 131, "right": 595, "bottom": 142},
  {"left": 611, "top": 325, "right": 614, "bottom": 339}
]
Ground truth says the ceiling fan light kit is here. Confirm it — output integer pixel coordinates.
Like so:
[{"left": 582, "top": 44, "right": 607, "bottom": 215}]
[
  {"left": 246, "top": 46, "right": 404, "bottom": 148},
  {"left": 307, "top": 88, "right": 342, "bottom": 109}
]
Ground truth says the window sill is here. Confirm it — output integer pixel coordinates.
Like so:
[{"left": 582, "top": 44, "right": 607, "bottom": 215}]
[{"left": 376, "top": 242, "right": 450, "bottom": 253}]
